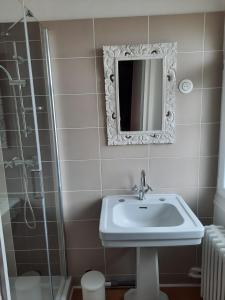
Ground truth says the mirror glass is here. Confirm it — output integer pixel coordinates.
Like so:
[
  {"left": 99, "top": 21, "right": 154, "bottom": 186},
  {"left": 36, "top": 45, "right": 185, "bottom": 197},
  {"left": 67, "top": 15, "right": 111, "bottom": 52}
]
[{"left": 118, "top": 58, "right": 163, "bottom": 132}]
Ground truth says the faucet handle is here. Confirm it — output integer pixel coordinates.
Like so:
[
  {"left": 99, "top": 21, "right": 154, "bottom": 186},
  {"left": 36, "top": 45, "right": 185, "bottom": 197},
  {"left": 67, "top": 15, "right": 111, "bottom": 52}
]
[
  {"left": 145, "top": 184, "right": 153, "bottom": 193},
  {"left": 132, "top": 185, "right": 139, "bottom": 192}
]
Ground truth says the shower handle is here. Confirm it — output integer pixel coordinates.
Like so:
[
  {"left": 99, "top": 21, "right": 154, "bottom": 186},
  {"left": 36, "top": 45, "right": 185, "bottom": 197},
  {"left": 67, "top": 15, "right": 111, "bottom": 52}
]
[{"left": 30, "top": 168, "right": 41, "bottom": 173}]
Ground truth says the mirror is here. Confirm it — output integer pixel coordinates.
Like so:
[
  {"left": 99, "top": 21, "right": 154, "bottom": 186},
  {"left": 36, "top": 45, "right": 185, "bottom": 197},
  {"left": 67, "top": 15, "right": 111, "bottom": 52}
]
[
  {"left": 103, "top": 43, "right": 177, "bottom": 145},
  {"left": 118, "top": 58, "right": 163, "bottom": 132}
]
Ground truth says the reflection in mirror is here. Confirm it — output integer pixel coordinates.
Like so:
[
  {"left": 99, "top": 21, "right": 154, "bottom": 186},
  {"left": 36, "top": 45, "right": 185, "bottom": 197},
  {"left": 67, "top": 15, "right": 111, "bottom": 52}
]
[{"left": 118, "top": 59, "right": 163, "bottom": 132}]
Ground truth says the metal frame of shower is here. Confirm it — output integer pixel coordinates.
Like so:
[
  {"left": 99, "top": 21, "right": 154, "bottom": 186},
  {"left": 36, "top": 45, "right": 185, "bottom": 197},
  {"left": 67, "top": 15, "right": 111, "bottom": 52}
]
[
  {"left": 23, "top": 8, "right": 55, "bottom": 299},
  {"left": 23, "top": 6, "right": 67, "bottom": 298},
  {"left": 40, "top": 27, "right": 67, "bottom": 278},
  {"left": 0, "top": 5, "right": 67, "bottom": 300}
]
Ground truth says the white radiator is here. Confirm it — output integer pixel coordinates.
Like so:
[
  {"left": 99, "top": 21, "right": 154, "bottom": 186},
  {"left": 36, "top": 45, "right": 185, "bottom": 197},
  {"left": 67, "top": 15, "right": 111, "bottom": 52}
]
[{"left": 201, "top": 225, "right": 225, "bottom": 300}]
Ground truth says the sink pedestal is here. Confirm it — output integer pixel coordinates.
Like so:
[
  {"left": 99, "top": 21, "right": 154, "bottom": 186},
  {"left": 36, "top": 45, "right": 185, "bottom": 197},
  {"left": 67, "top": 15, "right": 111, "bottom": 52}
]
[{"left": 124, "top": 248, "right": 169, "bottom": 300}]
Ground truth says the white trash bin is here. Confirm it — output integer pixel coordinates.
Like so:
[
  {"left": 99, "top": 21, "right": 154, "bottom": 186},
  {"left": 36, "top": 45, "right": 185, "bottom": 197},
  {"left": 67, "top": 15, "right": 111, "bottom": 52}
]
[
  {"left": 15, "top": 276, "right": 42, "bottom": 300},
  {"left": 81, "top": 271, "right": 105, "bottom": 300}
]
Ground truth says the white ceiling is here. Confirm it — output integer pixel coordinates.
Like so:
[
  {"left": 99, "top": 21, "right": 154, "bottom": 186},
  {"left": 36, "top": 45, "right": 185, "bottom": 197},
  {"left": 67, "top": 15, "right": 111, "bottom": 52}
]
[
  {"left": 0, "top": 0, "right": 23, "bottom": 22},
  {"left": 0, "top": 0, "right": 225, "bottom": 22}
]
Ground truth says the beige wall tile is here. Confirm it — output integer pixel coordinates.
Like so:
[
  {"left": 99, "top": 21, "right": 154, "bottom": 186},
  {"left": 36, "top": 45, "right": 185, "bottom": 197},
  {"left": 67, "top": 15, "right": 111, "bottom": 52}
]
[
  {"left": 198, "top": 187, "right": 216, "bottom": 218},
  {"left": 200, "top": 124, "right": 220, "bottom": 156},
  {"left": 58, "top": 128, "right": 99, "bottom": 160},
  {"left": 159, "top": 246, "right": 197, "bottom": 273},
  {"left": 177, "top": 52, "right": 203, "bottom": 88},
  {"left": 176, "top": 90, "right": 201, "bottom": 124},
  {"left": 149, "top": 14, "right": 204, "bottom": 51},
  {"left": 98, "top": 93, "right": 106, "bottom": 127},
  {"left": 105, "top": 248, "right": 136, "bottom": 275},
  {"left": 204, "top": 12, "right": 225, "bottom": 51},
  {"left": 51, "top": 58, "right": 96, "bottom": 94},
  {"left": 96, "top": 57, "right": 105, "bottom": 93},
  {"left": 62, "top": 191, "right": 102, "bottom": 220},
  {"left": 101, "top": 158, "right": 148, "bottom": 190},
  {"left": 94, "top": 16, "right": 148, "bottom": 56},
  {"left": 66, "top": 249, "right": 105, "bottom": 276},
  {"left": 64, "top": 220, "right": 101, "bottom": 248},
  {"left": 149, "top": 125, "right": 200, "bottom": 157},
  {"left": 44, "top": 19, "right": 94, "bottom": 58},
  {"left": 149, "top": 157, "right": 199, "bottom": 188},
  {"left": 199, "top": 157, "right": 218, "bottom": 187},
  {"left": 201, "top": 89, "right": 222, "bottom": 123},
  {"left": 203, "top": 51, "right": 223, "bottom": 88},
  {"left": 100, "top": 128, "right": 148, "bottom": 159},
  {"left": 160, "top": 274, "right": 198, "bottom": 285},
  {"left": 102, "top": 189, "right": 134, "bottom": 197},
  {"left": 54, "top": 94, "right": 98, "bottom": 128},
  {"left": 60, "top": 160, "right": 101, "bottom": 191},
  {"left": 152, "top": 187, "right": 198, "bottom": 213}
]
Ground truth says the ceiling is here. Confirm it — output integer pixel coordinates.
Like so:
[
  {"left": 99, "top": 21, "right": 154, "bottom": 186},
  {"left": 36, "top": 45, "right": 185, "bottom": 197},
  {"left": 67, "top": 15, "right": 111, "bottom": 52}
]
[{"left": 0, "top": 0, "right": 225, "bottom": 22}]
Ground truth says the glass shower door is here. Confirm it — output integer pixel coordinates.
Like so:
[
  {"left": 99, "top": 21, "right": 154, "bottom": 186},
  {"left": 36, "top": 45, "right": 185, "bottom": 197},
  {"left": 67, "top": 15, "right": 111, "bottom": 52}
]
[
  {"left": 0, "top": 11, "right": 53, "bottom": 300},
  {"left": 24, "top": 9, "right": 67, "bottom": 299},
  {"left": 0, "top": 2, "right": 67, "bottom": 300}
]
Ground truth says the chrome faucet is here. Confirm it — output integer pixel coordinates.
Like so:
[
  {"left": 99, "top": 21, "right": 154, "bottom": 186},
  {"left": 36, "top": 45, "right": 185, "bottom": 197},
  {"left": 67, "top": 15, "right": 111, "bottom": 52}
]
[{"left": 132, "top": 170, "right": 153, "bottom": 200}]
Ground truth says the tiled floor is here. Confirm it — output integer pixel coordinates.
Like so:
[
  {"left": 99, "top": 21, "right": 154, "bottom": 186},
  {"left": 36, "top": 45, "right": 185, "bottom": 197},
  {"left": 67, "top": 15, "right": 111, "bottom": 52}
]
[{"left": 72, "top": 287, "right": 202, "bottom": 300}]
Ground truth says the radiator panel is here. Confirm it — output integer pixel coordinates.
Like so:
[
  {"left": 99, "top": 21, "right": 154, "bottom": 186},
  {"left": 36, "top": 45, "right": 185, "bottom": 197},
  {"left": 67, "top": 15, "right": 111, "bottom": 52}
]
[{"left": 201, "top": 225, "right": 225, "bottom": 300}]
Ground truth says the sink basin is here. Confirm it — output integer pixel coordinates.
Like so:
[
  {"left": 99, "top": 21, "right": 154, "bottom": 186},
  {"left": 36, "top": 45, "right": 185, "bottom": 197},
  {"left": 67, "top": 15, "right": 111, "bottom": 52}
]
[
  {"left": 113, "top": 202, "right": 184, "bottom": 228},
  {"left": 99, "top": 194, "right": 204, "bottom": 247}
]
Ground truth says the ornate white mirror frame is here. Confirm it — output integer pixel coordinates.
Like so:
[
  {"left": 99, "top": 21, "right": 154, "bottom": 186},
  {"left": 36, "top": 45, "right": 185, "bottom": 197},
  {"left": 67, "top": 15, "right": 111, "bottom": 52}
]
[{"left": 103, "top": 42, "right": 177, "bottom": 145}]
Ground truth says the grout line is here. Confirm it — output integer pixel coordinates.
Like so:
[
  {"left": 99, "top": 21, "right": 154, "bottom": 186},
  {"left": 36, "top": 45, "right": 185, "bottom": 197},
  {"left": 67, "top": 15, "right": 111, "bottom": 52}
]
[
  {"left": 54, "top": 92, "right": 104, "bottom": 96},
  {"left": 51, "top": 56, "right": 96, "bottom": 60},
  {"left": 64, "top": 218, "right": 99, "bottom": 222},
  {"left": 57, "top": 155, "right": 219, "bottom": 162},
  {"left": 196, "top": 12, "right": 206, "bottom": 266},
  {"left": 177, "top": 49, "right": 223, "bottom": 54},
  {"left": 0, "top": 122, "right": 220, "bottom": 131},
  {"left": 92, "top": 17, "right": 107, "bottom": 277},
  {"left": 66, "top": 247, "right": 103, "bottom": 250},
  {"left": 17, "top": 49, "right": 221, "bottom": 61},
  {"left": 59, "top": 185, "right": 217, "bottom": 193}
]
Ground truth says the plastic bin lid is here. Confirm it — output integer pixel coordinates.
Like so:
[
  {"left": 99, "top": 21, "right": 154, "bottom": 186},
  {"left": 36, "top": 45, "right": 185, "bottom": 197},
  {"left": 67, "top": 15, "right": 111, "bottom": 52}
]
[
  {"left": 81, "top": 271, "right": 105, "bottom": 291},
  {"left": 15, "top": 276, "right": 41, "bottom": 290}
]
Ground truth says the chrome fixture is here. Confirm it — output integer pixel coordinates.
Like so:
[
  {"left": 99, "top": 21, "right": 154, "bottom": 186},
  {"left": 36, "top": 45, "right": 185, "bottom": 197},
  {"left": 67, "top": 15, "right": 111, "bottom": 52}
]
[
  {"left": 132, "top": 170, "right": 152, "bottom": 200},
  {"left": 0, "top": 63, "right": 36, "bottom": 229},
  {"left": 12, "top": 54, "right": 26, "bottom": 64},
  {"left": 9, "top": 79, "right": 26, "bottom": 87},
  {"left": 24, "top": 106, "right": 44, "bottom": 112},
  {"left": 4, "top": 157, "right": 35, "bottom": 169},
  {"left": 0, "top": 10, "right": 33, "bottom": 38}
]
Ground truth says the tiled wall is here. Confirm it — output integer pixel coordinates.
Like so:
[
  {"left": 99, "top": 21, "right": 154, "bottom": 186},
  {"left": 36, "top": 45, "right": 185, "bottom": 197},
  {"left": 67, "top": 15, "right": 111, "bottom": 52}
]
[{"left": 43, "top": 12, "right": 224, "bottom": 284}]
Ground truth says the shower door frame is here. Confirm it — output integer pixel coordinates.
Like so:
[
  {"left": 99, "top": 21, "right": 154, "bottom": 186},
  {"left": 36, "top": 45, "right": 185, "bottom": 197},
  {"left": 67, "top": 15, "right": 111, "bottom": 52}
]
[
  {"left": 214, "top": 19, "right": 225, "bottom": 225},
  {"left": 23, "top": 7, "right": 55, "bottom": 299},
  {"left": 40, "top": 27, "right": 67, "bottom": 279},
  {"left": 24, "top": 6, "right": 67, "bottom": 297}
]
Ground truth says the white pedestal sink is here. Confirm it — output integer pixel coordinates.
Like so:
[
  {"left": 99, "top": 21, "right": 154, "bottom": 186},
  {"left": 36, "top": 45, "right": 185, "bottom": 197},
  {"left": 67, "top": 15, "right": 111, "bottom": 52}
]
[{"left": 99, "top": 194, "right": 204, "bottom": 300}]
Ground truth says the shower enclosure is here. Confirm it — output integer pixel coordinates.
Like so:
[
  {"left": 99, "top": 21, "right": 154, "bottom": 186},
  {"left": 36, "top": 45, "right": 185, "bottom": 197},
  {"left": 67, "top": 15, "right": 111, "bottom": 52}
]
[{"left": 0, "top": 2, "right": 68, "bottom": 299}]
